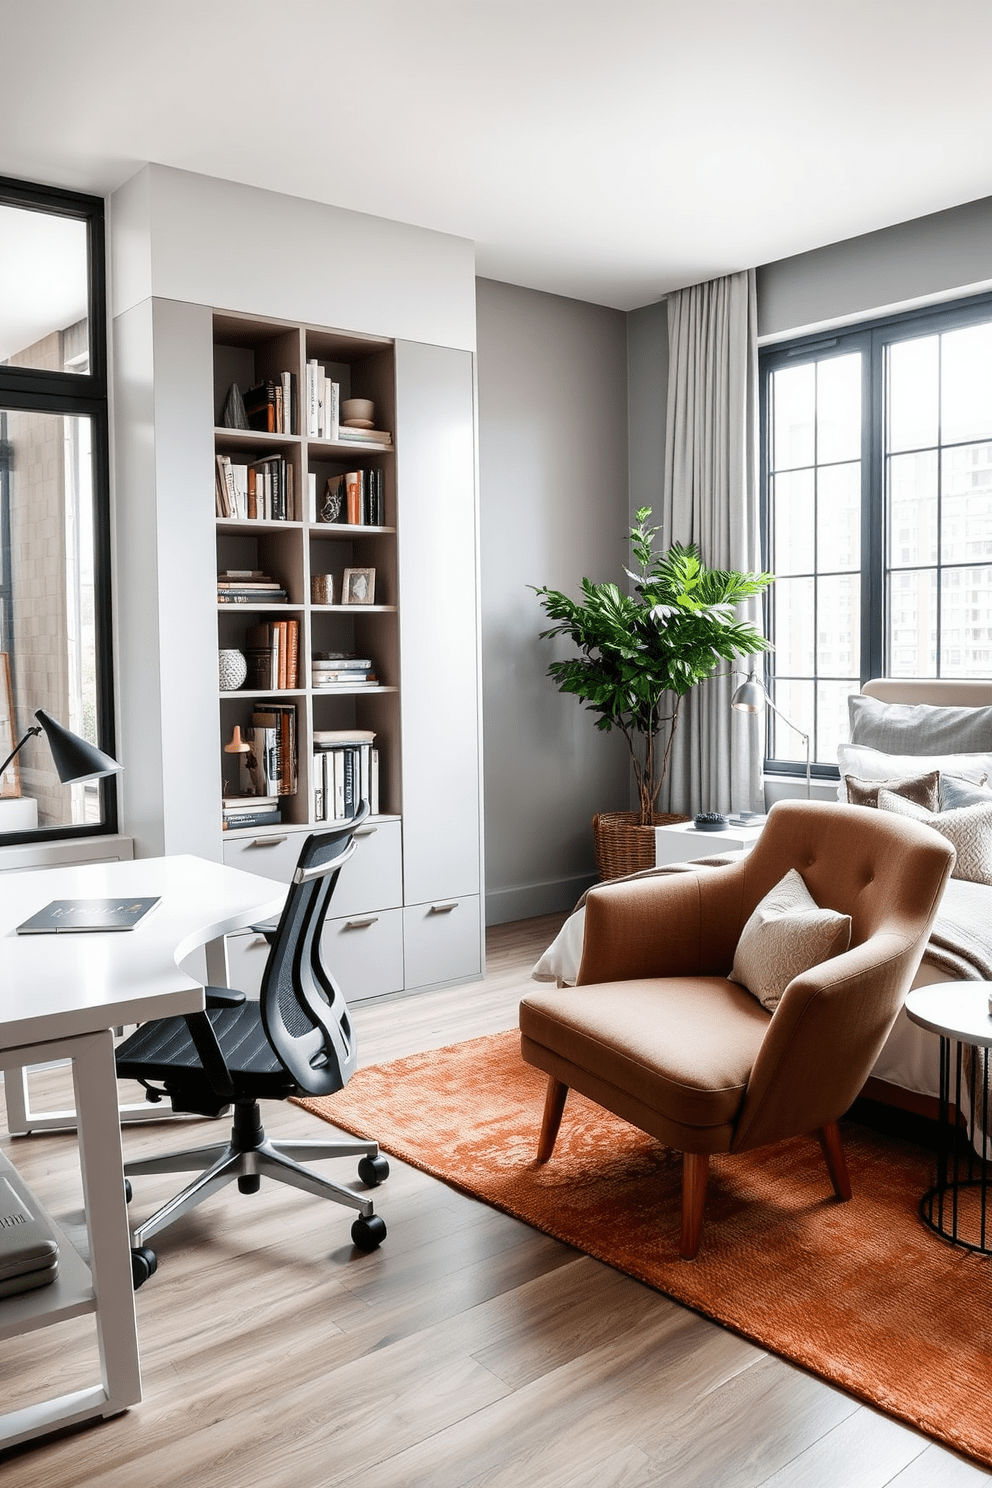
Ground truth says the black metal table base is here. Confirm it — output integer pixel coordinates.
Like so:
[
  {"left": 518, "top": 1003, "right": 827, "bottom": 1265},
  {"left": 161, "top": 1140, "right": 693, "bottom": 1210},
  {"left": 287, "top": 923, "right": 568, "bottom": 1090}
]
[{"left": 921, "top": 1034, "right": 992, "bottom": 1255}]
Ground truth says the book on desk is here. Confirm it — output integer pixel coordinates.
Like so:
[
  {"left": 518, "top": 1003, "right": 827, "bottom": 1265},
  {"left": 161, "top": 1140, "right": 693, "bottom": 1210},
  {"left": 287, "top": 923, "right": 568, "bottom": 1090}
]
[{"left": 15, "top": 897, "right": 161, "bottom": 935}]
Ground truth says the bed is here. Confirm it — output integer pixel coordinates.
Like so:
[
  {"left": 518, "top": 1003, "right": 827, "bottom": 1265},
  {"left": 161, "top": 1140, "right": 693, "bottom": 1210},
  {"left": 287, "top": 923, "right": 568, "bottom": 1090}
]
[{"left": 533, "top": 677, "right": 992, "bottom": 1122}]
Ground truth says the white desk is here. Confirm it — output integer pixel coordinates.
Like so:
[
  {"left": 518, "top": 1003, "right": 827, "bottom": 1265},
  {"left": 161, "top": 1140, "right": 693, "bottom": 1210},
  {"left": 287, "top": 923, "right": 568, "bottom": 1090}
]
[{"left": 0, "top": 855, "right": 285, "bottom": 1451}]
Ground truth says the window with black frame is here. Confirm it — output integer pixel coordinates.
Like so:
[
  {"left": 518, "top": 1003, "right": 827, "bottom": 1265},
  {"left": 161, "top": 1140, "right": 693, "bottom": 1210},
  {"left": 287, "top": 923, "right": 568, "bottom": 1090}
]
[
  {"left": 761, "top": 292, "right": 992, "bottom": 778},
  {"left": 0, "top": 177, "right": 116, "bottom": 842}
]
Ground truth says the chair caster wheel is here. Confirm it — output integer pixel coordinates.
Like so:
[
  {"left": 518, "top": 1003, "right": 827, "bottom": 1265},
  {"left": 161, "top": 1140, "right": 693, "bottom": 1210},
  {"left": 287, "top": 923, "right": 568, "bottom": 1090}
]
[
  {"left": 131, "top": 1246, "right": 157, "bottom": 1289},
  {"left": 358, "top": 1155, "right": 389, "bottom": 1187},
  {"left": 124, "top": 1178, "right": 132, "bottom": 1204},
  {"left": 238, "top": 1175, "right": 261, "bottom": 1194},
  {"left": 351, "top": 1214, "right": 387, "bottom": 1251}
]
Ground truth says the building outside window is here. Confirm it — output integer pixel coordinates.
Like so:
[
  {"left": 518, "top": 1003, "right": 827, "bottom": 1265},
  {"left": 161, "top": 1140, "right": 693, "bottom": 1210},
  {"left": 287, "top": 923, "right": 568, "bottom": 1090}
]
[
  {"left": 761, "top": 292, "right": 992, "bottom": 778},
  {"left": 0, "top": 177, "right": 115, "bottom": 842}
]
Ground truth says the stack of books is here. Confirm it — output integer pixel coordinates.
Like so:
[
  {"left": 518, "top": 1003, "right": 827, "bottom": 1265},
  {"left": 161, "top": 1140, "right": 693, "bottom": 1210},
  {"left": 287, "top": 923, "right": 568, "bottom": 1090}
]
[
  {"left": 217, "top": 571, "right": 288, "bottom": 605},
  {"left": 311, "top": 654, "right": 376, "bottom": 690},
  {"left": 338, "top": 426, "right": 392, "bottom": 448},
  {"left": 222, "top": 795, "right": 281, "bottom": 831},
  {"left": 245, "top": 620, "right": 300, "bottom": 689},
  {"left": 312, "top": 730, "right": 379, "bottom": 821}
]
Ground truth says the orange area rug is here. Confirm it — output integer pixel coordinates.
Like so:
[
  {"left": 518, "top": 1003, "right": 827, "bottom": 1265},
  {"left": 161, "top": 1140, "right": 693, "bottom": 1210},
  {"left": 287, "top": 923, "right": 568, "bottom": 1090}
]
[{"left": 295, "top": 1029, "right": 992, "bottom": 1467}]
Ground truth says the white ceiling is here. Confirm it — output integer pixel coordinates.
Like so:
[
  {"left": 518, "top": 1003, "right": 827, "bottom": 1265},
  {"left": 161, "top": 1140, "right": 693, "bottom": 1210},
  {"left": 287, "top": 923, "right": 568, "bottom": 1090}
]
[{"left": 3, "top": 0, "right": 992, "bottom": 312}]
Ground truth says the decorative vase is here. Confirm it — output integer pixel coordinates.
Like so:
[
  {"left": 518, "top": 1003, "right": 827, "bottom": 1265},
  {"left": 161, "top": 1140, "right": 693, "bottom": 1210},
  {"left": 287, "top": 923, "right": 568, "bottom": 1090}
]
[
  {"left": 592, "top": 810, "right": 691, "bottom": 881},
  {"left": 218, "top": 649, "right": 247, "bottom": 691}
]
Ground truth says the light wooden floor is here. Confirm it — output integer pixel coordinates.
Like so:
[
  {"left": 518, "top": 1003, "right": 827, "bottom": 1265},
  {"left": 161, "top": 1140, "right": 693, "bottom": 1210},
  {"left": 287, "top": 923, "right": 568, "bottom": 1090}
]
[{"left": 1, "top": 914, "right": 989, "bottom": 1487}]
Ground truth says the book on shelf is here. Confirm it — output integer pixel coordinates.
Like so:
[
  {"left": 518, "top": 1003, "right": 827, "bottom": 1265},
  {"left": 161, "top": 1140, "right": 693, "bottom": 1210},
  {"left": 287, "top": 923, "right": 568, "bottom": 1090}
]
[
  {"left": 222, "top": 806, "right": 282, "bottom": 830},
  {"left": 312, "top": 741, "right": 379, "bottom": 821},
  {"left": 313, "top": 728, "right": 376, "bottom": 746},
  {"left": 306, "top": 361, "right": 341, "bottom": 441},
  {"left": 242, "top": 376, "right": 296, "bottom": 436},
  {"left": 245, "top": 619, "right": 300, "bottom": 689},
  {"left": 218, "top": 572, "right": 289, "bottom": 604},
  {"left": 241, "top": 455, "right": 294, "bottom": 521},
  {"left": 337, "top": 427, "right": 392, "bottom": 446},
  {"left": 317, "top": 467, "right": 383, "bottom": 527},
  {"left": 242, "top": 703, "right": 297, "bottom": 796}
]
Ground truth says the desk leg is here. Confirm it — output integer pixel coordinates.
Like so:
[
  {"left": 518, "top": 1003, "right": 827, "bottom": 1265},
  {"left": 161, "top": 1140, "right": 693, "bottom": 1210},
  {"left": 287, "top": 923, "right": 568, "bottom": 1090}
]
[
  {"left": 204, "top": 933, "right": 230, "bottom": 989},
  {"left": 71, "top": 1028, "right": 142, "bottom": 1415}
]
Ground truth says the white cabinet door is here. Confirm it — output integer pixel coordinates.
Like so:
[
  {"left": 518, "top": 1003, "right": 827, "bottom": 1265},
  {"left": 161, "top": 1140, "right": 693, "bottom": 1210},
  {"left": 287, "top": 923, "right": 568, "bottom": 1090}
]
[
  {"left": 403, "top": 896, "right": 482, "bottom": 991},
  {"left": 396, "top": 340, "right": 482, "bottom": 908}
]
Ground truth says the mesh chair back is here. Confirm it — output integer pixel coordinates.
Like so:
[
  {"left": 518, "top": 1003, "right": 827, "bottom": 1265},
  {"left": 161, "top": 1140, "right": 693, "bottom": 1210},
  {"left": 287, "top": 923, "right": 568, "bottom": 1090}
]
[{"left": 259, "top": 805, "right": 369, "bottom": 1096}]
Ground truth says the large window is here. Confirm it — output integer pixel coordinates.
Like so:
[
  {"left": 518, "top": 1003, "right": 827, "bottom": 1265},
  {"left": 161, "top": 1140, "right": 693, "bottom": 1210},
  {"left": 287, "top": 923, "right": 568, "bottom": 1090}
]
[
  {"left": 761, "top": 292, "right": 992, "bottom": 776},
  {"left": 0, "top": 177, "right": 114, "bottom": 843}
]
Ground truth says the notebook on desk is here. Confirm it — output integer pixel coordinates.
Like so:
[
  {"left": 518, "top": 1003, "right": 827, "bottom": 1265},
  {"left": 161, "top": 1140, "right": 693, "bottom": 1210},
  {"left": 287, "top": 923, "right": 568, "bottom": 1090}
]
[{"left": 15, "top": 897, "right": 161, "bottom": 935}]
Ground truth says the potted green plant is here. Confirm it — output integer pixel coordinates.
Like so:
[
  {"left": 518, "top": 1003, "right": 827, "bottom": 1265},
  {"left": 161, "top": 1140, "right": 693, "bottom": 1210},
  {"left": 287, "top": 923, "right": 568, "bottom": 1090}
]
[{"left": 534, "top": 508, "right": 773, "bottom": 878}]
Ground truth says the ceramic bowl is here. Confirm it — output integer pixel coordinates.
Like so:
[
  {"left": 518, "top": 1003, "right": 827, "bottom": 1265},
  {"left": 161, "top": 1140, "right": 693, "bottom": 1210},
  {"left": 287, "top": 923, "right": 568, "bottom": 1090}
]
[{"left": 342, "top": 397, "right": 374, "bottom": 425}]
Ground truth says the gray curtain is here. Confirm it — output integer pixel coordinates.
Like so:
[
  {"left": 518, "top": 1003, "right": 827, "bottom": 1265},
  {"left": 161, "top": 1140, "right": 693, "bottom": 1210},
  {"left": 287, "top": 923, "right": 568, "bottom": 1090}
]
[{"left": 659, "top": 269, "right": 763, "bottom": 817}]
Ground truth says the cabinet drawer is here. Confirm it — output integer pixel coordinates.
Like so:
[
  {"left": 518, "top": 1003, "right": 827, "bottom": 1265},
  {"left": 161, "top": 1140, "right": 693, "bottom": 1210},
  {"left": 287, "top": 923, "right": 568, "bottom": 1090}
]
[
  {"left": 321, "top": 907, "right": 404, "bottom": 1003},
  {"left": 403, "top": 895, "right": 482, "bottom": 991},
  {"left": 331, "top": 819, "right": 402, "bottom": 917},
  {"left": 223, "top": 829, "right": 308, "bottom": 883}
]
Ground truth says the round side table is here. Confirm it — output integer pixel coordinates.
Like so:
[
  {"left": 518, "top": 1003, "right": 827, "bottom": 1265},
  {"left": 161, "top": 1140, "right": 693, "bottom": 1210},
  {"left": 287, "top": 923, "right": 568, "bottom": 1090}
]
[{"left": 904, "top": 982, "right": 992, "bottom": 1254}]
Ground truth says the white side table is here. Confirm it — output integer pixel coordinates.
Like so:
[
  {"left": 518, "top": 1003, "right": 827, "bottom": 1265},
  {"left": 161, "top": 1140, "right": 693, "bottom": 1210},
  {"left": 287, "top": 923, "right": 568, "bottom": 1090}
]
[
  {"left": 654, "top": 817, "right": 765, "bottom": 868},
  {"left": 904, "top": 982, "right": 992, "bottom": 1254}
]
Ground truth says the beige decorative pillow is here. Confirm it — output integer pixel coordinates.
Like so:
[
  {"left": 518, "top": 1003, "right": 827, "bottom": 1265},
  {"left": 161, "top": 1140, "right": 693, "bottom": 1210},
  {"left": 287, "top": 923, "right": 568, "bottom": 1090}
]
[
  {"left": 877, "top": 790, "right": 992, "bottom": 886},
  {"left": 729, "top": 868, "right": 853, "bottom": 1013},
  {"left": 844, "top": 770, "right": 940, "bottom": 811}
]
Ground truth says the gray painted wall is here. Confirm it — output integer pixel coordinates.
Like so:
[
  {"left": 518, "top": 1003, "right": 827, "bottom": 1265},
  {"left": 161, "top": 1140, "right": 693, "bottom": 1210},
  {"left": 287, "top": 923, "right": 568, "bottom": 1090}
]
[
  {"left": 757, "top": 193, "right": 992, "bottom": 341},
  {"left": 476, "top": 278, "right": 630, "bottom": 925}
]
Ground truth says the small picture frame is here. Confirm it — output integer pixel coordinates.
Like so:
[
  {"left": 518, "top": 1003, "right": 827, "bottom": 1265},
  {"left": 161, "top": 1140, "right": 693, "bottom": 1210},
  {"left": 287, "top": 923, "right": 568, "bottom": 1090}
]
[{"left": 342, "top": 567, "right": 376, "bottom": 606}]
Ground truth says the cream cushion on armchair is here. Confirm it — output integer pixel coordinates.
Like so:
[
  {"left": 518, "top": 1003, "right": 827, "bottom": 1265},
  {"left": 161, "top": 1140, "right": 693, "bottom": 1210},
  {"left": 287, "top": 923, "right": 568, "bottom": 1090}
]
[{"left": 519, "top": 800, "right": 954, "bottom": 1259}]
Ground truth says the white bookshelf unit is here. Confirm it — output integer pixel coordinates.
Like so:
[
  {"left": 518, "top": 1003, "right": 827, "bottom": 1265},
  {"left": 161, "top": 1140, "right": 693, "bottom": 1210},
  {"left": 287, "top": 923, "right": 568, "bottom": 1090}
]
[{"left": 114, "top": 297, "right": 483, "bottom": 1003}]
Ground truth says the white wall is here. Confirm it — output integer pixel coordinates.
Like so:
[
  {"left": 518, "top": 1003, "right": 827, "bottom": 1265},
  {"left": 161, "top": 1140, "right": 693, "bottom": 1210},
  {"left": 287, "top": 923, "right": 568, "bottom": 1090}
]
[
  {"left": 111, "top": 165, "right": 477, "bottom": 353},
  {"left": 476, "top": 278, "right": 630, "bottom": 924}
]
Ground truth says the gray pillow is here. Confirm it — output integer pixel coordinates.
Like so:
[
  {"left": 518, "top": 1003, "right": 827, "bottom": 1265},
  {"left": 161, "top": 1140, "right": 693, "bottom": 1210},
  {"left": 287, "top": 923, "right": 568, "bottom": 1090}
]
[
  {"left": 849, "top": 694, "right": 992, "bottom": 754},
  {"left": 940, "top": 773, "right": 992, "bottom": 811},
  {"left": 844, "top": 770, "right": 939, "bottom": 811},
  {"left": 729, "top": 868, "right": 853, "bottom": 1013},
  {"left": 877, "top": 789, "right": 992, "bottom": 886}
]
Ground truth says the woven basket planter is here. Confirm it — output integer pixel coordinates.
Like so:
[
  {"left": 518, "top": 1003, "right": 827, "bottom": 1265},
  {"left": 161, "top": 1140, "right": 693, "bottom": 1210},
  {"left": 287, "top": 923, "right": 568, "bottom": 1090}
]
[{"left": 592, "top": 810, "right": 691, "bottom": 881}]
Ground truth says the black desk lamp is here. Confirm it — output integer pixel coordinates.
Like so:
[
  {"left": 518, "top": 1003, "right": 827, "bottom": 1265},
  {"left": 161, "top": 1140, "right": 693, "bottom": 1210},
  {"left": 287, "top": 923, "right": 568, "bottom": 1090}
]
[{"left": 0, "top": 709, "right": 121, "bottom": 785}]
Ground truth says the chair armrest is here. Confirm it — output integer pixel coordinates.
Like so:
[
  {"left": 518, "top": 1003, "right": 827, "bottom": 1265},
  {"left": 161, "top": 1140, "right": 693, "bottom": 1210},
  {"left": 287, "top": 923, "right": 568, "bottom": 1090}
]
[
  {"left": 183, "top": 1010, "right": 236, "bottom": 1103},
  {"left": 577, "top": 859, "right": 748, "bottom": 985},
  {"left": 204, "top": 986, "right": 247, "bottom": 1009},
  {"left": 731, "top": 930, "right": 923, "bottom": 1153}
]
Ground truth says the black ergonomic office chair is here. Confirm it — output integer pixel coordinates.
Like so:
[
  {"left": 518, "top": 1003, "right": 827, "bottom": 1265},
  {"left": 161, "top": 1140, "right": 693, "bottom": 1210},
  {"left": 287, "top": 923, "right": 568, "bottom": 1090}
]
[{"left": 115, "top": 807, "right": 388, "bottom": 1286}]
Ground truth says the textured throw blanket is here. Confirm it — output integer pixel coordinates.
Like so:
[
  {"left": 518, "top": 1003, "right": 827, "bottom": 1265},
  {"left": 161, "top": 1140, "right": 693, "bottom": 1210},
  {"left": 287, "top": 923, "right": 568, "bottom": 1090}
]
[{"left": 532, "top": 858, "right": 992, "bottom": 987}]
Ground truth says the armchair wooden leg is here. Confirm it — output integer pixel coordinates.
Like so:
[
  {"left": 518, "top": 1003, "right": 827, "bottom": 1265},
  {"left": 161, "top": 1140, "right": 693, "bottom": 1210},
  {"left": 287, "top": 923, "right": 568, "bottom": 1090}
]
[
  {"left": 680, "top": 1151, "right": 709, "bottom": 1260},
  {"left": 817, "top": 1120, "right": 853, "bottom": 1201},
  {"left": 536, "top": 1077, "right": 568, "bottom": 1162}
]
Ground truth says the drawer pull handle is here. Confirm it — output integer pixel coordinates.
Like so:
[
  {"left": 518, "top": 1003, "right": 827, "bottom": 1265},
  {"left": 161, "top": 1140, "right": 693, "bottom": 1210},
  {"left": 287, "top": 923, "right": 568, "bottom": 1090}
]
[
  {"left": 428, "top": 902, "right": 459, "bottom": 915},
  {"left": 353, "top": 825, "right": 378, "bottom": 838},
  {"left": 344, "top": 916, "right": 379, "bottom": 930},
  {"left": 249, "top": 836, "right": 288, "bottom": 847}
]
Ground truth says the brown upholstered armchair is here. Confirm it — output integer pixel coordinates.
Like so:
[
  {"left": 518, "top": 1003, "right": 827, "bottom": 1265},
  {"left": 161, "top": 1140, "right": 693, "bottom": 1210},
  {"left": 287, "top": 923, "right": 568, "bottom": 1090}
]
[{"left": 519, "top": 799, "right": 954, "bottom": 1259}]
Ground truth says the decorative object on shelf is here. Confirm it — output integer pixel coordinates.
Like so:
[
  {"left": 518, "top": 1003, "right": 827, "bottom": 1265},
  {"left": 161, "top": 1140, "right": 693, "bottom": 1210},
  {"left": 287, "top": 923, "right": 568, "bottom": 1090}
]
[
  {"left": 312, "top": 573, "right": 335, "bottom": 605},
  {"left": 341, "top": 397, "right": 374, "bottom": 428},
  {"left": 694, "top": 812, "right": 729, "bottom": 831},
  {"left": 320, "top": 476, "right": 344, "bottom": 524},
  {"left": 534, "top": 508, "right": 773, "bottom": 876},
  {"left": 342, "top": 567, "right": 376, "bottom": 605},
  {"left": 218, "top": 649, "right": 248, "bottom": 692},
  {"left": 221, "top": 382, "right": 248, "bottom": 430},
  {"left": 0, "top": 709, "right": 121, "bottom": 791},
  {"left": 732, "top": 671, "right": 810, "bottom": 798},
  {"left": 223, "top": 726, "right": 250, "bottom": 754}
]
